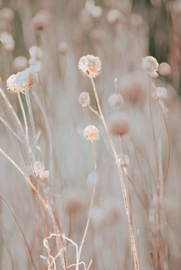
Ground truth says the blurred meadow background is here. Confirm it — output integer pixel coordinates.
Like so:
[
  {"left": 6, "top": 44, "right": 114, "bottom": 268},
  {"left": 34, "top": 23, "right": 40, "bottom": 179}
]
[{"left": 0, "top": 0, "right": 181, "bottom": 269}]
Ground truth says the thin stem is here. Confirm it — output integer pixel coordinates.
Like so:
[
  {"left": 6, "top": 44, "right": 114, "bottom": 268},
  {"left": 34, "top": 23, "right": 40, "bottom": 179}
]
[
  {"left": 17, "top": 91, "right": 29, "bottom": 143},
  {"left": 91, "top": 140, "right": 97, "bottom": 170},
  {"left": 157, "top": 99, "right": 170, "bottom": 183},
  {"left": 0, "top": 116, "right": 27, "bottom": 145},
  {"left": 90, "top": 77, "right": 139, "bottom": 270},
  {"left": 78, "top": 182, "right": 96, "bottom": 262},
  {"left": 88, "top": 105, "right": 101, "bottom": 119},
  {"left": 148, "top": 77, "right": 159, "bottom": 179},
  {"left": 0, "top": 193, "right": 38, "bottom": 270},
  {"left": 17, "top": 91, "right": 35, "bottom": 164},
  {"left": 0, "top": 148, "right": 47, "bottom": 208},
  {"left": 25, "top": 87, "right": 37, "bottom": 145},
  {"left": 32, "top": 90, "right": 53, "bottom": 187}
]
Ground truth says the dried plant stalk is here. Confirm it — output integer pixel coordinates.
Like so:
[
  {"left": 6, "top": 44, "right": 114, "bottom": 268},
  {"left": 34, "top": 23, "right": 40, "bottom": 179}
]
[{"left": 90, "top": 77, "right": 139, "bottom": 270}]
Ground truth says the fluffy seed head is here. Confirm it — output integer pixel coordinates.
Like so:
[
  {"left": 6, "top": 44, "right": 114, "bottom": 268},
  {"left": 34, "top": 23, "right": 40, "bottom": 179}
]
[
  {"left": 79, "top": 92, "right": 90, "bottom": 107},
  {"left": 142, "top": 56, "right": 159, "bottom": 78},
  {"left": 12, "top": 56, "right": 28, "bottom": 73},
  {"left": 29, "top": 46, "right": 43, "bottom": 60},
  {"left": 158, "top": 62, "right": 171, "bottom": 76},
  {"left": 84, "top": 125, "right": 99, "bottom": 141},
  {"left": 32, "top": 10, "right": 51, "bottom": 31},
  {"left": 90, "top": 6, "right": 102, "bottom": 19},
  {"left": 0, "top": 31, "right": 15, "bottom": 52},
  {"left": 107, "top": 9, "right": 124, "bottom": 24},
  {"left": 7, "top": 69, "right": 38, "bottom": 93},
  {"left": 78, "top": 55, "right": 101, "bottom": 78},
  {"left": 152, "top": 86, "right": 167, "bottom": 100},
  {"left": 108, "top": 93, "right": 124, "bottom": 107},
  {"left": 108, "top": 112, "right": 130, "bottom": 137}
]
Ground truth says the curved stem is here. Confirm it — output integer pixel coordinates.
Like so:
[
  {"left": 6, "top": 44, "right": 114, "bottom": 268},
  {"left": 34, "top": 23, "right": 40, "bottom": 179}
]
[
  {"left": 17, "top": 91, "right": 29, "bottom": 143},
  {"left": 0, "top": 193, "right": 38, "bottom": 270},
  {"left": 25, "top": 87, "right": 37, "bottom": 146},
  {"left": 0, "top": 148, "right": 47, "bottom": 208},
  {"left": 148, "top": 77, "right": 159, "bottom": 179},
  {"left": 88, "top": 105, "right": 101, "bottom": 119},
  {"left": 90, "top": 77, "right": 139, "bottom": 270},
  {"left": 17, "top": 91, "right": 35, "bottom": 164}
]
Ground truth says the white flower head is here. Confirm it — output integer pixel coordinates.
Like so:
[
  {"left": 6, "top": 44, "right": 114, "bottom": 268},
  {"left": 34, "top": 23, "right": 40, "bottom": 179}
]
[
  {"left": 78, "top": 55, "right": 101, "bottom": 78},
  {"left": 142, "top": 56, "right": 158, "bottom": 78}
]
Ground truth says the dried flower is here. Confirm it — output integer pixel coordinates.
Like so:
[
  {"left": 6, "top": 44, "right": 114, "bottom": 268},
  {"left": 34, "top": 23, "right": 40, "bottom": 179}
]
[
  {"left": 79, "top": 92, "right": 90, "bottom": 107},
  {"left": 32, "top": 10, "right": 51, "bottom": 31},
  {"left": 78, "top": 55, "right": 101, "bottom": 78},
  {"left": 29, "top": 46, "right": 43, "bottom": 60},
  {"left": 108, "top": 93, "right": 124, "bottom": 107},
  {"left": 158, "top": 62, "right": 171, "bottom": 76},
  {"left": 0, "top": 31, "right": 15, "bottom": 52},
  {"left": 7, "top": 69, "right": 38, "bottom": 93},
  {"left": 142, "top": 56, "right": 159, "bottom": 78},
  {"left": 118, "top": 154, "right": 129, "bottom": 167},
  {"left": 90, "top": 6, "right": 102, "bottom": 19},
  {"left": 108, "top": 112, "right": 130, "bottom": 137},
  {"left": 58, "top": 42, "right": 68, "bottom": 54},
  {"left": 12, "top": 56, "right": 28, "bottom": 73},
  {"left": 84, "top": 125, "right": 99, "bottom": 141},
  {"left": 152, "top": 86, "right": 167, "bottom": 100},
  {"left": 33, "top": 161, "right": 49, "bottom": 180},
  {"left": 107, "top": 9, "right": 125, "bottom": 24}
]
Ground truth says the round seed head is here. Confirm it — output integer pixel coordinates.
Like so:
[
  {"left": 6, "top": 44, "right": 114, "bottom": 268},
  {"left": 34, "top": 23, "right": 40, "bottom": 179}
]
[
  {"left": 79, "top": 92, "right": 90, "bottom": 107},
  {"left": 90, "top": 6, "right": 102, "bottom": 19},
  {"left": 142, "top": 56, "right": 158, "bottom": 78},
  {"left": 158, "top": 62, "right": 171, "bottom": 76},
  {"left": 108, "top": 93, "right": 124, "bottom": 107},
  {"left": 78, "top": 55, "right": 101, "bottom": 78},
  {"left": 84, "top": 125, "right": 99, "bottom": 141},
  {"left": 0, "top": 31, "right": 15, "bottom": 52},
  {"left": 107, "top": 9, "right": 125, "bottom": 24},
  {"left": 32, "top": 10, "right": 51, "bottom": 31},
  {"left": 0, "top": 8, "right": 14, "bottom": 22},
  {"left": 108, "top": 112, "right": 130, "bottom": 137},
  {"left": 152, "top": 87, "right": 167, "bottom": 100},
  {"left": 58, "top": 41, "right": 68, "bottom": 54},
  {"left": 12, "top": 56, "right": 28, "bottom": 73},
  {"left": 29, "top": 46, "right": 43, "bottom": 60}
]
